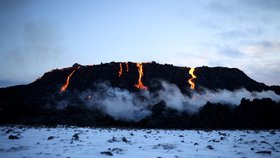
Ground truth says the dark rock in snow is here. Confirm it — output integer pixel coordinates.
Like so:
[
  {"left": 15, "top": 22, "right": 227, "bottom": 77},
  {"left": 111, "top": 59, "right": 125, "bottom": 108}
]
[
  {"left": 207, "top": 145, "right": 214, "bottom": 150},
  {"left": 47, "top": 136, "right": 55, "bottom": 140},
  {"left": 108, "top": 137, "right": 118, "bottom": 143},
  {"left": 5, "top": 129, "right": 14, "bottom": 134},
  {"left": 153, "top": 143, "right": 176, "bottom": 150},
  {"left": 111, "top": 148, "right": 123, "bottom": 154},
  {"left": 209, "top": 139, "right": 220, "bottom": 143},
  {"left": 220, "top": 137, "right": 226, "bottom": 141},
  {"left": 8, "top": 135, "right": 19, "bottom": 140},
  {"left": 260, "top": 141, "right": 269, "bottom": 144},
  {"left": 218, "top": 132, "right": 227, "bottom": 136},
  {"left": 100, "top": 151, "right": 113, "bottom": 156},
  {"left": 122, "top": 137, "right": 129, "bottom": 143},
  {"left": 269, "top": 130, "right": 276, "bottom": 135},
  {"left": 72, "top": 133, "right": 79, "bottom": 141},
  {"left": 256, "top": 151, "right": 272, "bottom": 154}
]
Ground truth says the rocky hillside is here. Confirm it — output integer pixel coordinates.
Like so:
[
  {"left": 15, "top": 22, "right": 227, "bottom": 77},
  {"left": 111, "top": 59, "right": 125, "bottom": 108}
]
[{"left": 0, "top": 62, "right": 279, "bottom": 128}]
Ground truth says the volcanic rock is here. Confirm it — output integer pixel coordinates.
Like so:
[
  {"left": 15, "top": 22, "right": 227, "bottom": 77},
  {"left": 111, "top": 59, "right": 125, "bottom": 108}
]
[{"left": 0, "top": 62, "right": 279, "bottom": 129}]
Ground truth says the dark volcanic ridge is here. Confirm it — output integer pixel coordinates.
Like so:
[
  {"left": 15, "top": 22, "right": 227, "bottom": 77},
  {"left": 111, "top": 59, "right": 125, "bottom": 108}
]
[{"left": 0, "top": 62, "right": 280, "bottom": 129}]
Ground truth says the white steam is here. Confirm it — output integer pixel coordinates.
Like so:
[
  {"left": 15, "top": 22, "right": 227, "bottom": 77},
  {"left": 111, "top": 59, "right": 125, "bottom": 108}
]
[
  {"left": 79, "top": 81, "right": 280, "bottom": 122},
  {"left": 80, "top": 83, "right": 152, "bottom": 122},
  {"left": 190, "top": 88, "right": 280, "bottom": 106}
]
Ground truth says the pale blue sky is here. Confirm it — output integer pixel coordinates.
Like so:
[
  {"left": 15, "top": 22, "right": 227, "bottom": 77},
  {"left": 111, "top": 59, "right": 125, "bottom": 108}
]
[{"left": 0, "top": 0, "right": 280, "bottom": 87}]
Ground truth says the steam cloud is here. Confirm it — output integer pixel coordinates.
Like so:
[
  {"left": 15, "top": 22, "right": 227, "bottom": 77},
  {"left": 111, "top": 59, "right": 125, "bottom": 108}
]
[
  {"left": 80, "top": 83, "right": 152, "bottom": 122},
  {"left": 77, "top": 81, "right": 280, "bottom": 122}
]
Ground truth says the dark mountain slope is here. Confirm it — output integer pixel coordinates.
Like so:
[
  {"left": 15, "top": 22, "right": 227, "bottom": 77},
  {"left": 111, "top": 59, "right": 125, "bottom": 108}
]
[{"left": 0, "top": 62, "right": 279, "bottom": 128}]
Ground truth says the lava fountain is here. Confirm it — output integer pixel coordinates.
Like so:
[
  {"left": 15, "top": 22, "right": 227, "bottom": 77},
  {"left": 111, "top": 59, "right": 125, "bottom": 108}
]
[
  {"left": 60, "top": 66, "right": 81, "bottom": 93},
  {"left": 118, "top": 63, "right": 123, "bottom": 77},
  {"left": 126, "top": 62, "right": 129, "bottom": 72},
  {"left": 134, "top": 63, "right": 148, "bottom": 90},
  {"left": 188, "top": 67, "right": 197, "bottom": 90}
]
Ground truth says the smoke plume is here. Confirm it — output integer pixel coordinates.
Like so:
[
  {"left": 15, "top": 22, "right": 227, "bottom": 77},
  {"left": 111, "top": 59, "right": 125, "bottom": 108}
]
[
  {"left": 80, "top": 82, "right": 152, "bottom": 122},
  {"left": 77, "top": 81, "right": 280, "bottom": 122}
]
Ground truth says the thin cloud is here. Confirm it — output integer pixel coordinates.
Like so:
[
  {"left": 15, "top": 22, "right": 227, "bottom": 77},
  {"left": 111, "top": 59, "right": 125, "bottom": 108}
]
[
  {"left": 240, "top": 40, "right": 280, "bottom": 56},
  {"left": 241, "top": 0, "right": 280, "bottom": 10},
  {"left": 216, "top": 45, "right": 242, "bottom": 57},
  {"left": 217, "top": 28, "right": 263, "bottom": 40}
]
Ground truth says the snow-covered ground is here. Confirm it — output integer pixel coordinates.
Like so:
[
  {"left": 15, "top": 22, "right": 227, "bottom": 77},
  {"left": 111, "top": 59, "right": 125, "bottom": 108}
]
[{"left": 0, "top": 126, "right": 279, "bottom": 158}]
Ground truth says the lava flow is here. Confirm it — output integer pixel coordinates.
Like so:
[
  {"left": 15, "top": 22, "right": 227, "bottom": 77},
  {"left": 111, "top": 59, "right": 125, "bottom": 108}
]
[
  {"left": 60, "top": 66, "right": 81, "bottom": 93},
  {"left": 134, "top": 63, "right": 148, "bottom": 90},
  {"left": 188, "top": 67, "right": 197, "bottom": 90},
  {"left": 118, "top": 63, "right": 123, "bottom": 77},
  {"left": 126, "top": 62, "right": 129, "bottom": 72}
]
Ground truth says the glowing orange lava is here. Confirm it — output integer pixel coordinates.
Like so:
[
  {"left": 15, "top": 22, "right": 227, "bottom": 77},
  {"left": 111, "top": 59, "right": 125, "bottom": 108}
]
[
  {"left": 126, "top": 62, "right": 129, "bottom": 72},
  {"left": 118, "top": 63, "right": 123, "bottom": 77},
  {"left": 188, "top": 67, "right": 197, "bottom": 90},
  {"left": 134, "top": 63, "right": 148, "bottom": 90},
  {"left": 60, "top": 66, "right": 81, "bottom": 93}
]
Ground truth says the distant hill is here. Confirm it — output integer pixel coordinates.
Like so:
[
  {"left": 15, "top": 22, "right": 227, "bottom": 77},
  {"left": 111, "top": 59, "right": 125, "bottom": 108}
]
[
  {"left": 0, "top": 62, "right": 279, "bottom": 128},
  {"left": 0, "top": 80, "right": 26, "bottom": 88}
]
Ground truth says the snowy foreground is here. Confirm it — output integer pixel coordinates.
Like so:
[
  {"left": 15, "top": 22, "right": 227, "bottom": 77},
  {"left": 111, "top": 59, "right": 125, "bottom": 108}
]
[{"left": 0, "top": 126, "right": 280, "bottom": 158}]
